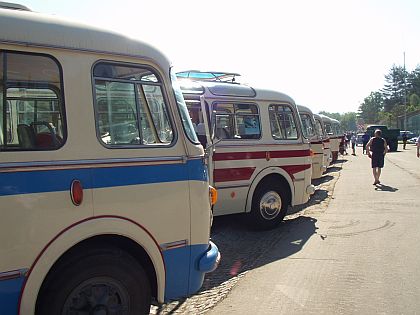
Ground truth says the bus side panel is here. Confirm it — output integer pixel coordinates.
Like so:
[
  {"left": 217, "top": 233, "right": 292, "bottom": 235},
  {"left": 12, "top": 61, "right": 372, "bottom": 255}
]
[{"left": 18, "top": 216, "right": 166, "bottom": 313}]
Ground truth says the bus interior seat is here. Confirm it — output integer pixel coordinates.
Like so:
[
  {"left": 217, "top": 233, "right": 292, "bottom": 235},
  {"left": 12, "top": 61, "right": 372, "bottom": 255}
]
[{"left": 17, "top": 124, "right": 36, "bottom": 149}]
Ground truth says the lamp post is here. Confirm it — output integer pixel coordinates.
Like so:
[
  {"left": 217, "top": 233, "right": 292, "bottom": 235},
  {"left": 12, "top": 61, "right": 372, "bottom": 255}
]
[{"left": 404, "top": 52, "right": 407, "bottom": 131}]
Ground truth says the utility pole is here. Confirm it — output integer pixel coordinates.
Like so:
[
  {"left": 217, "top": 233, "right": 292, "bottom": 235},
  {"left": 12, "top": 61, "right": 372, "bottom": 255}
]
[{"left": 404, "top": 52, "right": 407, "bottom": 131}]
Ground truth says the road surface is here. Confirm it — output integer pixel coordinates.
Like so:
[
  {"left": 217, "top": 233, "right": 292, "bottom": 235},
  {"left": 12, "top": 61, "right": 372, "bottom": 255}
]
[{"left": 208, "top": 144, "right": 420, "bottom": 315}]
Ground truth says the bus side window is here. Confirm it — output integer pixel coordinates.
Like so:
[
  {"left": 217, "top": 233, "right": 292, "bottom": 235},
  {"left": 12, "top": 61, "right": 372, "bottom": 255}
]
[
  {"left": 269, "top": 104, "right": 299, "bottom": 140},
  {"left": 93, "top": 62, "right": 174, "bottom": 147},
  {"left": 0, "top": 52, "right": 66, "bottom": 151}
]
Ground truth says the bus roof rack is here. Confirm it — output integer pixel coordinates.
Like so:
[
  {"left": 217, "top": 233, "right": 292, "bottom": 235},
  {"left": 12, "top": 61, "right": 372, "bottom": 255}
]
[
  {"left": 0, "top": 1, "right": 31, "bottom": 11},
  {"left": 176, "top": 70, "right": 241, "bottom": 84}
]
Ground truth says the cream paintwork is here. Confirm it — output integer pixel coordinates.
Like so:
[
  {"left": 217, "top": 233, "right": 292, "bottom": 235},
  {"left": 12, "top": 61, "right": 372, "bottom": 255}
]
[{"left": 19, "top": 216, "right": 166, "bottom": 313}]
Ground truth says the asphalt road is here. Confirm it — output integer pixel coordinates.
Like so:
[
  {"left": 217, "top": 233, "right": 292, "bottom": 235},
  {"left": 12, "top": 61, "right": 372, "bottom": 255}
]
[{"left": 208, "top": 144, "right": 420, "bottom": 315}]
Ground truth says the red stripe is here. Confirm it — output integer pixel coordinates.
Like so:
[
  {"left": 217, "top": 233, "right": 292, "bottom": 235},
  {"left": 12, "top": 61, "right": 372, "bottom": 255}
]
[
  {"left": 214, "top": 167, "right": 256, "bottom": 182},
  {"left": 281, "top": 164, "right": 312, "bottom": 180},
  {"left": 323, "top": 139, "right": 330, "bottom": 143},
  {"left": 18, "top": 215, "right": 164, "bottom": 314},
  {"left": 213, "top": 149, "right": 310, "bottom": 161},
  {"left": 311, "top": 141, "right": 323, "bottom": 145}
]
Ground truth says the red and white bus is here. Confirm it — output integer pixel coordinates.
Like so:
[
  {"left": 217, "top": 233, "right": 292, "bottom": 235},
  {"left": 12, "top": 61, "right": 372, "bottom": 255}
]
[
  {"left": 298, "top": 105, "right": 326, "bottom": 179},
  {"left": 178, "top": 71, "right": 315, "bottom": 230},
  {"left": 313, "top": 113, "right": 331, "bottom": 170}
]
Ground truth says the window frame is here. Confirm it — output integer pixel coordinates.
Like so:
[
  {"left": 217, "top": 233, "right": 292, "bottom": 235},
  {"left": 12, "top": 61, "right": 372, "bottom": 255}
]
[
  {"left": 268, "top": 103, "right": 300, "bottom": 141},
  {"left": 212, "top": 101, "right": 262, "bottom": 141},
  {"left": 91, "top": 60, "right": 177, "bottom": 149},
  {"left": 299, "top": 113, "right": 316, "bottom": 139},
  {"left": 0, "top": 50, "right": 67, "bottom": 151}
]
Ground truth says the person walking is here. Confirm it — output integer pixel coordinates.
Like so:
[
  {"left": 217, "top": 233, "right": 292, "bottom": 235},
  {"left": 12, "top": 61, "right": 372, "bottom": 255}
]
[
  {"left": 417, "top": 136, "right": 419, "bottom": 158},
  {"left": 402, "top": 132, "right": 408, "bottom": 150},
  {"left": 366, "top": 129, "right": 388, "bottom": 185},
  {"left": 350, "top": 133, "right": 357, "bottom": 155},
  {"left": 362, "top": 132, "right": 370, "bottom": 154}
]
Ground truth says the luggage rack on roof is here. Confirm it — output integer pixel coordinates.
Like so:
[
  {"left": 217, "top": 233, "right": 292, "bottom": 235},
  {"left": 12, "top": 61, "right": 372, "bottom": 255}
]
[{"left": 176, "top": 70, "right": 241, "bottom": 84}]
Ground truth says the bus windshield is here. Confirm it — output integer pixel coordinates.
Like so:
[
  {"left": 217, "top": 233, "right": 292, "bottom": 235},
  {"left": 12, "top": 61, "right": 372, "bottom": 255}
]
[{"left": 170, "top": 69, "right": 199, "bottom": 144}]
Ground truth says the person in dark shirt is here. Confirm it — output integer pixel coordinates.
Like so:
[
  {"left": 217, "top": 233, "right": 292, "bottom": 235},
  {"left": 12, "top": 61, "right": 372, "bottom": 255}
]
[
  {"left": 362, "top": 132, "right": 370, "bottom": 154},
  {"left": 366, "top": 129, "right": 388, "bottom": 185},
  {"left": 402, "top": 132, "right": 408, "bottom": 150}
]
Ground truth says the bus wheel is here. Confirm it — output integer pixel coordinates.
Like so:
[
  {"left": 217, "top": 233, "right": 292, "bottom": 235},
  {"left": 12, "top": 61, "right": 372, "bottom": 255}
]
[
  {"left": 36, "top": 247, "right": 151, "bottom": 315},
  {"left": 249, "top": 181, "right": 289, "bottom": 230}
]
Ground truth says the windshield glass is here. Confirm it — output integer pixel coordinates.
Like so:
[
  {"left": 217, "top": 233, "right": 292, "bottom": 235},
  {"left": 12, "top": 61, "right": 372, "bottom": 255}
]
[
  {"left": 300, "top": 113, "right": 315, "bottom": 138},
  {"left": 170, "top": 68, "right": 199, "bottom": 144}
]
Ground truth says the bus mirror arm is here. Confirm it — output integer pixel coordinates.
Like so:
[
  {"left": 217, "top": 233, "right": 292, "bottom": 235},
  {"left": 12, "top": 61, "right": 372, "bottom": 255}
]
[{"left": 204, "top": 138, "right": 222, "bottom": 159}]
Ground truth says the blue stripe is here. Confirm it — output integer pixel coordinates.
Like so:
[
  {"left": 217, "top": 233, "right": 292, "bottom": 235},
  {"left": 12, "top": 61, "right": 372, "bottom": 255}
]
[
  {"left": 0, "top": 276, "right": 24, "bottom": 315},
  {"left": 0, "top": 159, "right": 207, "bottom": 196}
]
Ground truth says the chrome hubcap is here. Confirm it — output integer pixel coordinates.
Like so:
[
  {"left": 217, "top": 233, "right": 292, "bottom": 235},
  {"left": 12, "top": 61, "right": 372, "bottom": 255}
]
[{"left": 259, "top": 191, "right": 282, "bottom": 220}]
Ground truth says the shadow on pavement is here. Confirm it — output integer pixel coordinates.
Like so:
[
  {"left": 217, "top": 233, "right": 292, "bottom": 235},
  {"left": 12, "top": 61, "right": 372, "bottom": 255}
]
[
  {"left": 374, "top": 183, "right": 398, "bottom": 192},
  {"left": 313, "top": 175, "right": 333, "bottom": 186},
  {"left": 203, "top": 215, "right": 318, "bottom": 290},
  {"left": 325, "top": 166, "right": 342, "bottom": 173}
]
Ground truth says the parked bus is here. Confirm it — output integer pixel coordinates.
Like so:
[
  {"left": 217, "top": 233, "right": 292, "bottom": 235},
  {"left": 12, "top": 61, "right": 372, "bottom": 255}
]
[
  {"left": 177, "top": 71, "right": 315, "bottom": 230},
  {"left": 0, "top": 5, "right": 220, "bottom": 315},
  {"left": 313, "top": 113, "right": 331, "bottom": 169},
  {"left": 330, "top": 118, "right": 343, "bottom": 161},
  {"left": 298, "top": 105, "right": 326, "bottom": 179}
]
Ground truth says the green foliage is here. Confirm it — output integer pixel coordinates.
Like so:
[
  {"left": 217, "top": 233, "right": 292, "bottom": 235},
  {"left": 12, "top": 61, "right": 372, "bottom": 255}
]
[
  {"left": 360, "top": 63, "right": 420, "bottom": 128},
  {"left": 358, "top": 91, "right": 383, "bottom": 124}
]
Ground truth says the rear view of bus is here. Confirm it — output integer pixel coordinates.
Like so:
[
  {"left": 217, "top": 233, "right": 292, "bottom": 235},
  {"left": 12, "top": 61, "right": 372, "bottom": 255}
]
[
  {"left": 0, "top": 5, "right": 219, "bottom": 314},
  {"left": 178, "top": 71, "right": 314, "bottom": 230},
  {"left": 298, "top": 105, "right": 326, "bottom": 179}
]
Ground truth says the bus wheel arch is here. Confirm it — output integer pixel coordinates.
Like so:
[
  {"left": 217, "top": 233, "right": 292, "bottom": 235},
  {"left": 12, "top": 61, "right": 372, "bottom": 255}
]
[
  {"left": 35, "top": 237, "right": 153, "bottom": 314},
  {"left": 246, "top": 171, "right": 293, "bottom": 230},
  {"left": 19, "top": 217, "right": 165, "bottom": 314}
]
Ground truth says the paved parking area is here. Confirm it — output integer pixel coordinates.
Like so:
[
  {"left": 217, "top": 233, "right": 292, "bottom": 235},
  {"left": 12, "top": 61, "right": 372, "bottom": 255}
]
[{"left": 151, "top": 159, "right": 345, "bottom": 314}]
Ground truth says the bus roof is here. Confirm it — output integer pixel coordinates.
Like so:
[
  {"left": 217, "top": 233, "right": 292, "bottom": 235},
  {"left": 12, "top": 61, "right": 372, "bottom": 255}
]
[
  {"left": 297, "top": 105, "right": 313, "bottom": 114},
  {"left": 179, "top": 79, "right": 295, "bottom": 105},
  {"left": 0, "top": 7, "right": 171, "bottom": 68}
]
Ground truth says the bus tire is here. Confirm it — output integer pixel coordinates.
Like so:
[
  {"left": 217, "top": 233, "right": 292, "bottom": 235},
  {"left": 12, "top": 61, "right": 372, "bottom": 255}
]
[
  {"left": 36, "top": 246, "right": 151, "bottom": 315},
  {"left": 249, "top": 181, "right": 289, "bottom": 230}
]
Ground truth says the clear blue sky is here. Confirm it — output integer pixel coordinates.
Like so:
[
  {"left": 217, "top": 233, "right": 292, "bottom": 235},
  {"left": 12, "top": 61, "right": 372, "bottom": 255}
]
[{"left": 19, "top": 0, "right": 420, "bottom": 114}]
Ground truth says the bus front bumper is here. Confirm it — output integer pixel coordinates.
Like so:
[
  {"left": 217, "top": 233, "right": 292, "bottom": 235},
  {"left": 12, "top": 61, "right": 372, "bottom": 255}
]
[{"left": 198, "top": 241, "right": 221, "bottom": 273}]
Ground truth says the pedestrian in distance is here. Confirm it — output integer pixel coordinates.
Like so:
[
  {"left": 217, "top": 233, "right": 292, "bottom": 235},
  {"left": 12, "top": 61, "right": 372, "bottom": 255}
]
[
  {"left": 417, "top": 136, "right": 420, "bottom": 158},
  {"left": 402, "top": 132, "right": 408, "bottom": 150},
  {"left": 351, "top": 133, "right": 357, "bottom": 155},
  {"left": 362, "top": 132, "right": 370, "bottom": 154},
  {"left": 366, "top": 129, "right": 388, "bottom": 185}
]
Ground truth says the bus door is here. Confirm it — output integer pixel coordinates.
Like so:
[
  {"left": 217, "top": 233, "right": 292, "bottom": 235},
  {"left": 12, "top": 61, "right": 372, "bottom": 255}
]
[{"left": 200, "top": 95, "right": 215, "bottom": 184}]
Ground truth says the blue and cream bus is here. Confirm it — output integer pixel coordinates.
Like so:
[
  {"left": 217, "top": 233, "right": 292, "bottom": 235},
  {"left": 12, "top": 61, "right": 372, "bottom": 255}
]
[{"left": 0, "top": 4, "right": 219, "bottom": 314}]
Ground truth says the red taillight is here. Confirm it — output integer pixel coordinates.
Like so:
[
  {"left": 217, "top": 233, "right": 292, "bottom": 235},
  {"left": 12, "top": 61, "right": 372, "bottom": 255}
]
[{"left": 70, "top": 180, "right": 83, "bottom": 206}]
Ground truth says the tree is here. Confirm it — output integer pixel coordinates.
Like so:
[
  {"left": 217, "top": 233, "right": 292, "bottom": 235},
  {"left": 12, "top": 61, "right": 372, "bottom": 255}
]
[
  {"left": 358, "top": 91, "right": 383, "bottom": 124},
  {"left": 381, "top": 65, "right": 407, "bottom": 112},
  {"left": 407, "top": 66, "right": 420, "bottom": 97},
  {"left": 340, "top": 112, "right": 357, "bottom": 131}
]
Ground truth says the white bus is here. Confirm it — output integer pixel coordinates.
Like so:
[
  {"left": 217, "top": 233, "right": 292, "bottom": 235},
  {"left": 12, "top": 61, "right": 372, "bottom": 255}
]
[
  {"left": 0, "top": 5, "right": 219, "bottom": 314},
  {"left": 320, "top": 114, "right": 341, "bottom": 162},
  {"left": 298, "top": 105, "right": 326, "bottom": 179},
  {"left": 178, "top": 71, "right": 315, "bottom": 230},
  {"left": 313, "top": 113, "right": 331, "bottom": 169}
]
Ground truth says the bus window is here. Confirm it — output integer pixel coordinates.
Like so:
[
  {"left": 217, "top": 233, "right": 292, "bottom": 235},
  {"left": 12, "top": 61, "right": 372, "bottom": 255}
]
[
  {"left": 214, "top": 103, "right": 261, "bottom": 140},
  {"left": 300, "top": 113, "right": 315, "bottom": 138},
  {"left": 0, "top": 52, "right": 65, "bottom": 150},
  {"left": 93, "top": 62, "right": 174, "bottom": 146},
  {"left": 269, "top": 105, "right": 298, "bottom": 140}
]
